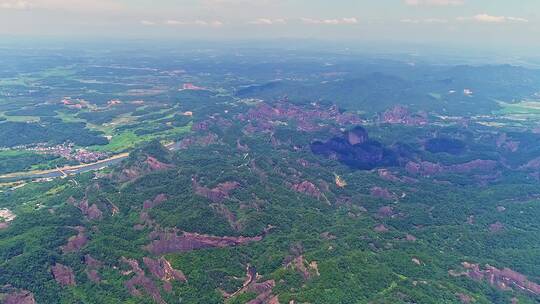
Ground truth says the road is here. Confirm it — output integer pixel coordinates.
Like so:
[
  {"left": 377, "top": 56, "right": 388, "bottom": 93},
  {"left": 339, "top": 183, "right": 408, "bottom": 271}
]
[{"left": 0, "top": 153, "right": 130, "bottom": 182}]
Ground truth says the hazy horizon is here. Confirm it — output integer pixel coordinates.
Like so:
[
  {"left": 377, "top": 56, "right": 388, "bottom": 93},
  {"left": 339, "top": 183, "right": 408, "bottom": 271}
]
[{"left": 1, "top": 0, "right": 539, "bottom": 55}]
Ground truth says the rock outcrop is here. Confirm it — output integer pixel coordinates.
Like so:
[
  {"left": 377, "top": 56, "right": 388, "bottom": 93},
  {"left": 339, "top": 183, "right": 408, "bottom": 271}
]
[
  {"left": 61, "top": 227, "right": 88, "bottom": 253},
  {"left": 145, "top": 230, "right": 266, "bottom": 255},
  {"left": 381, "top": 105, "right": 428, "bottom": 126},
  {"left": 311, "top": 126, "right": 398, "bottom": 170},
  {"left": 121, "top": 257, "right": 165, "bottom": 304},
  {"left": 143, "top": 257, "right": 187, "bottom": 292},
  {"left": 143, "top": 194, "right": 168, "bottom": 209},
  {"left": 85, "top": 255, "right": 102, "bottom": 283},
  {"left": 450, "top": 262, "right": 540, "bottom": 296},
  {"left": 291, "top": 181, "right": 322, "bottom": 199},
  {"left": 224, "top": 265, "right": 279, "bottom": 304},
  {"left": 1, "top": 287, "right": 36, "bottom": 304},
  {"left": 51, "top": 263, "right": 76, "bottom": 287},
  {"left": 192, "top": 177, "right": 240, "bottom": 203},
  {"left": 371, "top": 187, "right": 396, "bottom": 200},
  {"left": 406, "top": 159, "right": 498, "bottom": 176},
  {"left": 72, "top": 199, "right": 103, "bottom": 221}
]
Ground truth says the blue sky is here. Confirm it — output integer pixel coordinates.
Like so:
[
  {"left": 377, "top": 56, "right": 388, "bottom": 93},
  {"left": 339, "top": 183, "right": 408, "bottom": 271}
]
[{"left": 0, "top": 0, "right": 538, "bottom": 51}]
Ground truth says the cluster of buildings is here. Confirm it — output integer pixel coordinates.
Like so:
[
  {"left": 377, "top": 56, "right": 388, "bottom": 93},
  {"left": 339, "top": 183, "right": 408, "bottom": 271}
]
[{"left": 25, "top": 143, "right": 108, "bottom": 163}]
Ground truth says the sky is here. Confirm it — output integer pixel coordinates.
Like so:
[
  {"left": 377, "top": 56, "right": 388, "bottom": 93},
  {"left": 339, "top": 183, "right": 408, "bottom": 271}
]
[{"left": 0, "top": 0, "right": 539, "bottom": 52}]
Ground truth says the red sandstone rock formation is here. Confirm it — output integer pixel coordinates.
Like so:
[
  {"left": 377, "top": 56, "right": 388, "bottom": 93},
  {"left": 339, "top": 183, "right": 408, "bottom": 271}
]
[
  {"left": 405, "top": 234, "right": 417, "bottom": 242},
  {"left": 85, "top": 255, "right": 102, "bottom": 283},
  {"left": 74, "top": 199, "right": 103, "bottom": 221},
  {"left": 2, "top": 288, "right": 36, "bottom": 304},
  {"left": 145, "top": 156, "right": 173, "bottom": 171},
  {"left": 143, "top": 194, "right": 168, "bottom": 209},
  {"left": 178, "top": 133, "right": 219, "bottom": 149},
  {"left": 121, "top": 257, "right": 165, "bottom": 304},
  {"left": 521, "top": 156, "right": 540, "bottom": 170},
  {"left": 451, "top": 262, "right": 540, "bottom": 296},
  {"left": 374, "top": 224, "right": 389, "bottom": 233},
  {"left": 211, "top": 203, "right": 242, "bottom": 231},
  {"left": 377, "top": 169, "right": 402, "bottom": 182},
  {"left": 51, "top": 263, "right": 76, "bottom": 287},
  {"left": 406, "top": 159, "right": 497, "bottom": 177},
  {"left": 143, "top": 257, "right": 187, "bottom": 284},
  {"left": 377, "top": 206, "right": 395, "bottom": 218},
  {"left": 381, "top": 105, "right": 428, "bottom": 126},
  {"left": 192, "top": 177, "right": 240, "bottom": 203},
  {"left": 286, "top": 256, "right": 320, "bottom": 280},
  {"left": 489, "top": 221, "right": 505, "bottom": 233},
  {"left": 370, "top": 187, "right": 396, "bottom": 200},
  {"left": 61, "top": 227, "right": 88, "bottom": 253},
  {"left": 225, "top": 265, "right": 279, "bottom": 304},
  {"left": 456, "top": 293, "right": 473, "bottom": 304},
  {"left": 145, "top": 230, "right": 266, "bottom": 255},
  {"left": 291, "top": 181, "right": 322, "bottom": 199},
  {"left": 496, "top": 133, "right": 520, "bottom": 152}
]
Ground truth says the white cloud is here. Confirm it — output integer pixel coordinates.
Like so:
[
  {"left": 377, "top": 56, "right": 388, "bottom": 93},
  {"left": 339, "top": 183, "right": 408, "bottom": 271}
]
[
  {"left": 473, "top": 14, "right": 506, "bottom": 23},
  {"left": 401, "top": 18, "right": 448, "bottom": 24},
  {"left": 506, "top": 16, "right": 529, "bottom": 23},
  {"left": 248, "top": 18, "right": 287, "bottom": 25},
  {"left": 458, "top": 14, "right": 529, "bottom": 23},
  {"left": 405, "top": 0, "right": 464, "bottom": 6},
  {"left": 0, "top": 0, "right": 31, "bottom": 9},
  {"left": 164, "top": 19, "right": 224, "bottom": 27},
  {"left": 141, "top": 20, "right": 156, "bottom": 26},
  {"left": 0, "top": 0, "right": 123, "bottom": 12},
  {"left": 301, "top": 17, "right": 358, "bottom": 25}
]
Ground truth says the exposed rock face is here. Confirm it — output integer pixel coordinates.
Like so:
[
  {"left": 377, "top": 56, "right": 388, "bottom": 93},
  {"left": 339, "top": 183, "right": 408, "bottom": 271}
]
[
  {"left": 211, "top": 203, "right": 242, "bottom": 231},
  {"left": 405, "top": 161, "right": 443, "bottom": 176},
  {"left": 496, "top": 133, "right": 520, "bottom": 152},
  {"left": 405, "top": 234, "right": 417, "bottom": 242},
  {"left": 73, "top": 199, "right": 103, "bottom": 221},
  {"left": 346, "top": 126, "right": 369, "bottom": 145},
  {"left": 85, "top": 255, "right": 102, "bottom": 283},
  {"left": 143, "top": 257, "right": 187, "bottom": 284},
  {"left": 178, "top": 133, "right": 219, "bottom": 150},
  {"left": 145, "top": 230, "right": 264, "bottom": 255},
  {"left": 286, "top": 256, "right": 320, "bottom": 280},
  {"left": 377, "top": 206, "right": 395, "bottom": 218},
  {"left": 61, "top": 227, "right": 88, "bottom": 253},
  {"left": 291, "top": 181, "right": 322, "bottom": 199},
  {"left": 116, "top": 154, "right": 173, "bottom": 183},
  {"left": 311, "top": 127, "right": 398, "bottom": 170},
  {"left": 489, "top": 221, "right": 505, "bottom": 233},
  {"left": 378, "top": 169, "right": 417, "bottom": 184},
  {"left": 143, "top": 194, "right": 168, "bottom": 209},
  {"left": 450, "top": 262, "right": 540, "bottom": 296},
  {"left": 371, "top": 187, "right": 396, "bottom": 200},
  {"left": 192, "top": 177, "right": 240, "bottom": 203},
  {"left": 225, "top": 265, "right": 279, "bottom": 304},
  {"left": 521, "top": 156, "right": 540, "bottom": 170},
  {"left": 451, "top": 160, "right": 498, "bottom": 173},
  {"left": 51, "top": 263, "right": 76, "bottom": 287},
  {"left": 381, "top": 105, "right": 428, "bottom": 126},
  {"left": 2, "top": 288, "right": 36, "bottom": 304},
  {"left": 456, "top": 293, "right": 473, "bottom": 304},
  {"left": 145, "top": 156, "right": 173, "bottom": 171},
  {"left": 237, "top": 101, "right": 362, "bottom": 134},
  {"left": 0, "top": 209, "right": 16, "bottom": 229},
  {"left": 121, "top": 257, "right": 165, "bottom": 304},
  {"left": 406, "top": 159, "right": 497, "bottom": 176},
  {"left": 374, "top": 224, "right": 389, "bottom": 233},
  {"left": 191, "top": 121, "right": 210, "bottom": 132},
  {"left": 237, "top": 139, "right": 250, "bottom": 152}
]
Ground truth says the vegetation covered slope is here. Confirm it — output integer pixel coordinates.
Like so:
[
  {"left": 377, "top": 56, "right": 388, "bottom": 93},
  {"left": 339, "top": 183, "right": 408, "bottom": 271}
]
[{"left": 1, "top": 98, "right": 540, "bottom": 304}]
